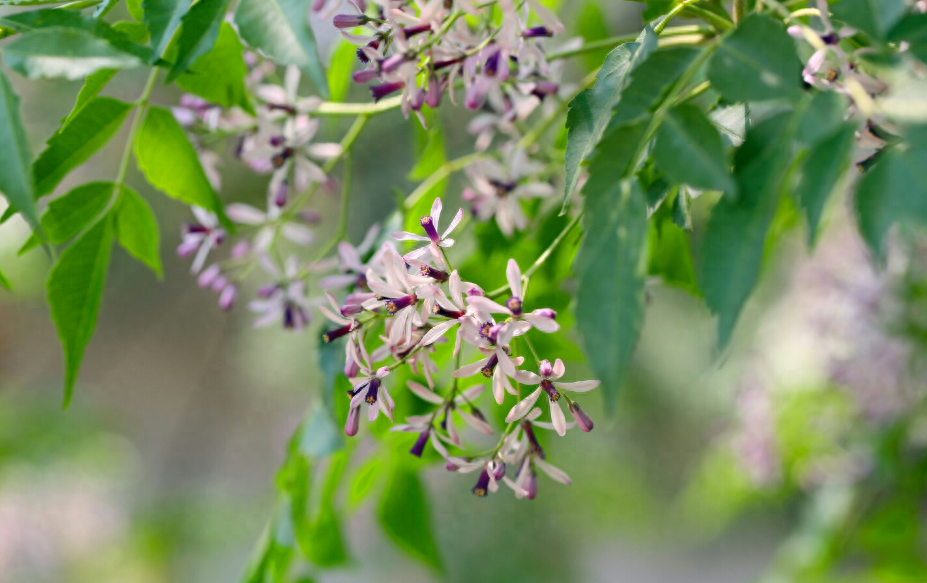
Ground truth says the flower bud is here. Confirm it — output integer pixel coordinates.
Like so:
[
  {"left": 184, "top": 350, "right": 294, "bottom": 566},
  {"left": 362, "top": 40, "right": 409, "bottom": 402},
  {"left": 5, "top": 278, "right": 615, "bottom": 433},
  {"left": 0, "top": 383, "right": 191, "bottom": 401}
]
[
  {"left": 379, "top": 54, "right": 407, "bottom": 74},
  {"left": 273, "top": 180, "right": 288, "bottom": 207},
  {"left": 524, "top": 468, "right": 537, "bottom": 499},
  {"left": 370, "top": 81, "right": 404, "bottom": 102},
  {"left": 425, "top": 75, "right": 442, "bottom": 108},
  {"left": 333, "top": 13, "right": 368, "bottom": 28},
  {"left": 344, "top": 352, "right": 360, "bottom": 377},
  {"left": 219, "top": 284, "right": 237, "bottom": 311},
  {"left": 568, "top": 402, "right": 594, "bottom": 432},
  {"left": 345, "top": 407, "right": 360, "bottom": 436},
  {"left": 492, "top": 462, "right": 506, "bottom": 481},
  {"left": 197, "top": 264, "right": 221, "bottom": 288},
  {"left": 353, "top": 68, "right": 380, "bottom": 84},
  {"left": 231, "top": 240, "right": 250, "bottom": 259},
  {"left": 176, "top": 239, "right": 200, "bottom": 258},
  {"left": 210, "top": 274, "right": 229, "bottom": 293},
  {"left": 410, "top": 430, "right": 430, "bottom": 457}
]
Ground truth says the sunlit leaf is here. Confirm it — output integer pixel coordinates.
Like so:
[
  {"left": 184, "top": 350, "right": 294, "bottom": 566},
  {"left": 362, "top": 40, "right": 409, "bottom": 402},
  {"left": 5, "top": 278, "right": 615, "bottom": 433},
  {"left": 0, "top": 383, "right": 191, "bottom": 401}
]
[
  {"left": 165, "top": 0, "right": 231, "bottom": 82},
  {"left": 115, "top": 186, "right": 162, "bottom": 277},
  {"left": 20, "top": 182, "right": 115, "bottom": 255},
  {"left": 63, "top": 69, "right": 118, "bottom": 127},
  {"left": 174, "top": 23, "right": 255, "bottom": 115},
  {"left": 327, "top": 40, "right": 357, "bottom": 103}
]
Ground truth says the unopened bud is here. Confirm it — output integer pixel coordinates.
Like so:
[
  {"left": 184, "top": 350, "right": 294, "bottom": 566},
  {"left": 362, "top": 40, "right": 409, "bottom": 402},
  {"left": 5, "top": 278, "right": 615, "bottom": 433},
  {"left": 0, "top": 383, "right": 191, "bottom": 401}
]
[{"left": 568, "top": 402, "right": 594, "bottom": 432}]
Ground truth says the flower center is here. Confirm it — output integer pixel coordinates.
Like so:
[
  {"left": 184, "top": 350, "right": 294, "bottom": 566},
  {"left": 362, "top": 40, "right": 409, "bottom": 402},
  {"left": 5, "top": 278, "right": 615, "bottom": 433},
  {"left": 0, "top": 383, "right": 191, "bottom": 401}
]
[{"left": 506, "top": 296, "right": 523, "bottom": 316}]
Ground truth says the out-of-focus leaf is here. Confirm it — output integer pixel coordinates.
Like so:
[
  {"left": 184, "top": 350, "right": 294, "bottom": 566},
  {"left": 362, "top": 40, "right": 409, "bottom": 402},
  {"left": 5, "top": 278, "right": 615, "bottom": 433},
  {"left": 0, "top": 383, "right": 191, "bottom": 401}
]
[
  {"left": 794, "top": 122, "right": 856, "bottom": 244},
  {"left": 175, "top": 23, "right": 254, "bottom": 114},
  {"left": 697, "top": 111, "right": 795, "bottom": 348},
  {"left": 650, "top": 214, "right": 699, "bottom": 295},
  {"left": 297, "top": 406, "right": 343, "bottom": 459},
  {"left": 234, "top": 0, "right": 329, "bottom": 98},
  {"left": 855, "top": 134, "right": 927, "bottom": 260},
  {"left": 0, "top": 9, "right": 151, "bottom": 59},
  {"left": 709, "top": 103, "right": 747, "bottom": 148},
  {"left": 707, "top": 14, "right": 802, "bottom": 103},
  {"left": 0, "top": 267, "right": 10, "bottom": 290},
  {"left": 33, "top": 97, "right": 133, "bottom": 197},
  {"left": 47, "top": 213, "right": 115, "bottom": 407},
  {"left": 134, "top": 106, "right": 231, "bottom": 228},
  {"left": 295, "top": 453, "right": 349, "bottom": 567},
  {"left": 20, "top": 182, "right": 114, "bottom": 255},
  {"left": 127, "top": 0, "right": 143, "bottom": 20},
  {"left": 3, "top": 29, "right": 144, "bottom": 79},
  {"left": 653, "top": 103, "right": 736, "bottom": 195},
  {"left": 165, "top": 0, "right": 231, "bottom": 82},
  {"left": 610, "top": 45, "right": 700, "bottom": 127},
  {"left": 115, "top": 186, "right": 162, "bottom": 277},
  {"left": 0, "top": 68, "right": 39, "bottom": 229},
  {"left": 63, "top": 69, "right": 118, "bottom": 127},
  {"left": 348, "top": 457, "right": 381, "bottom": 509},
  {"left": 405, "top": 110, "right": 446, "bottom": 233},
  {"left": 562, "top": 26, "right": 656, "bottom": 210},
  {"left": 575, "top": 179, "right": 648, "bottom": 410},
  {"left": 142, "top": 0, "right": 193, "bottom": 61},
  {"left": 327, "top": 40, "right": 356, "bottom": 103},
  {"left": 888, "top": 13, "right": 927, "bottom": 64},
  {"left": 377, "top": 464, "right": 442, "bottom": 571},
  {"left": 798, "top": 91, "right": 848, "bottom": 145},
  {"left": 831, "top": 0, "right": 905, "bottom": 40},
  {"left": 93, "top": 0, "right": 122, "bottom": 17},
  {"left": 575, "top": 1, "right": 613, "bottom": 71}
]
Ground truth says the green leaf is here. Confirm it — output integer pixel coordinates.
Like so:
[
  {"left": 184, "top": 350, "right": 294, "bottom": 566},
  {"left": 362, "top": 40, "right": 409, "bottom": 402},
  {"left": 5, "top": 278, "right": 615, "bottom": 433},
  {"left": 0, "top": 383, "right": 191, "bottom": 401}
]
[
  {"left": 794, "top": 122, "right": 856, "bottom": 244},
  {"left": 672, "top": 184, "right": 693, "bottom": 231},
  {"left": 610, "top": 45, "right": 701, "bottom": 127},
  {"left": 0, "top": 267, "right": 11, "bottom": 290},
  {"left": 888, "top": 13, "right": 927, "bottom": 64},
  {"left": 831, "top": 0, "right": 905, "bottom": 40},
  {"left": 93, "top": 0, "right": 122, "bottom": 18},
  {"left": 576, "top": 1, "right": 614, "bottom": 71},
  {"left": 377, "top": 465, "right": 442, "bottom": 571},
  {"left": 115, "top": 186, "right": 162, "bottom": 277},
  {"left": 127, "top": 0, "right": 144, "bottom": 20},
  {"left": 0, "top": 10, "right": 151, "bottom": 59},
  {"left": 165, "top": 0, "right": 231, "bottom": 82},
  {"left": 0, "top": 67, "right": 39, "bottom": 229},
  {"left": 348, "top": 457, "right": 381, "bottom": 509},
  {"left": 294, "top": 453, "right": 349, "bottom": 567},
  {"left": 0, "top": 0, "right": 71, "bottom": 4},
  {"left": 63, "top": 69, "right": 118, "bottom": 127},
  {"left": 134, "top": 106, "right": 231, "bottom": 228},
  {"left": 175, "top": 23, "right": 255, "bottom": 115},
  {"left": 234, "top": 0, "right": 329, "bottom": 98},
  {"left": 33, "top": 97, "right": 133, "bottom": 197},
  {"left": 47, "top": 213, "right": 115, "bottom": 407},
  {"left": 854, "top": 135, "right": 927, "bottom": 259},
  {"left": 697, "top": 111, "right": 795, "bottom": 348},
  {"left": 296, "top": 407, "right": 343, "bottom": 459},
  {"left": 653, "top": 103, "right": 737, "bottom": 195},
  {"left": 707, "top": 14, "right": 803, "bottom": 103},
  {"left": 21, "top": 182, "right": 114, "bottom": 255},
  {"left": 574, "top": 178, "right": 649, "bottom": 410},
  {"left": 327, "top": 40, "right": 356, "bottom": 103},
  {"left": 563, "top": 26, "right": 656, "bottom": 210},
  {"left": 649, "top": 213, "right": 699, "bottom": 295},
  {"left": 3, "top": 29, "right": 144, "bottom": 80},
  {"left": 143, "top": 0, "right": 193, "bottom": 61},
  {"left": 798, "top": 91, "right": 848, "bottom": 145},
  {"left": 709, "top": 103, "right": 747, "bottom": 147}
]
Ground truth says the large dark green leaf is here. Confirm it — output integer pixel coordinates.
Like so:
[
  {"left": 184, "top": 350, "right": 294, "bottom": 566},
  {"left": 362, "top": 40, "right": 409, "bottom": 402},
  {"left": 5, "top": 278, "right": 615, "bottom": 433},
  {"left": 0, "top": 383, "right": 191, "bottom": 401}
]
[
  {"left": 115, "top": 186, "right": 162, "bottom": 277},
  {"left": 798, "top": 91, "right": 848, "bottom": 146},
  {"left": 0, "top": 10, "right": 150, "bottom": 60},
  {"left": 294, "top": 453, "right": 349, "bottom": 567},
  {"left": 33, "top": 97, "right": 133, "bottom": 197},
  {"left": 584, "top": 119, "right": 651, "bottom": 194},
  {"left": 377, "top": 465, "right": 442, "bottom": 571},
  {"left": 134, "top": 106, "right": 231, "bottom": 227},
  {"left": 234, "top": 0, "right": 329, "bottom": 98},
  {"left": 831, "top": 0, "right": 905, "bottom": 40},
  {"left": 0, "top": 67, "right": 39, "bottom": 229},
  {"left": 653, "top": 103, "right": 736, "bottom": 195},
  {"left": 610, "top": 45, "right": 701, "bottom": 127},
  {"left": 20, "top": 182, "right": 114, "bottom": 255},
  {"left": 47, "top": 213, "right": 115, "bottom": 407},
  {"left": 888, "top": 13, "right": 927, "bottom": 64},
  {"left": 574, "top": 179, "right": 648, "bottom": 410},
  {"left": 697, "top": 111, "right": 795, "bottom": 348},
  {"left": 707, "top": 14, "right": 803, "bottom": 103},
  {"left": 175, "top": 23, "right": 255, "bottom": 114},
  {"left": 142, "top": 0, "right": 193, "bottom": 60},
  {"left": 165, "top": 0, "right": 231, "bottom": 82},
  {"left": 709, "top": 103, "right": 747, "bottom": 148},
  {"left": 3, "top": 29, "right": 144, "bottom": 79},
  {"left": 562, "top": 27, "right": 656, "bottom": 210},
  {"left": 855, "top": 136, "right": 927, "bottom": 259},
  {"left": 794, "top": 122, "right": 856, "bottom": 244}
]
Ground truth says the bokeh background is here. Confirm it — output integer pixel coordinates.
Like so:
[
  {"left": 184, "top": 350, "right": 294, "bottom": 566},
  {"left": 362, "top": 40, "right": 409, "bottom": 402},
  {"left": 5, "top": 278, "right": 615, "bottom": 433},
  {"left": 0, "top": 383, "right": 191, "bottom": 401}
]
[{"left": 2, "top": 1, "right": 926, "bottom": 582}]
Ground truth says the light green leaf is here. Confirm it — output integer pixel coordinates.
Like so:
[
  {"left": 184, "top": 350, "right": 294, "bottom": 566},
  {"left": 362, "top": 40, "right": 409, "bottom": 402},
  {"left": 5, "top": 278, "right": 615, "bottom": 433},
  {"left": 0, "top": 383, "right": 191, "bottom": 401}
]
[
  {"left": 47, "top": 213, "right": 115, "bottom": 407},
  {"left": 165, "top": 0, "right": 231, "bottom": 82},
  {"left": 653, "top": 103, "right": 737, "bottom": 195},
  {"left": 0, "top": 67, "right": 39, "bottom": 229},
  {"left": 707, "top": 14, "right": 803, "bottom": 103},
  {"left": 348, "top": 457, "right": 381, "bottom": 509},
  {"left": 21, "top": 182, "right": 114, "bottom": 255},
  {"left": 234, "top": 0, "right": 329, "bottom": 98},
  {"left": 574, "top": 179, "right": 649, "bottom": 410},
  {"left": 63, "top": 69, "right": 118, "bottom": 127},
  {"left": 0, "top": 0, "right": 69, "bottom": 4},
  {"left": 0, "top": 9, "right": 149, "bottom": 60},
  {"left": 831, "top": 0, "right": 905, "bottom": 40},
  {"left": 93, "top": 0, "right": 122, "bottom": 17},
  {"left": 134, "top": 106, "right": 231, "bottom": 228},
  {"left": 175, "top": 23, "right": 255, "bottom": 115},
  {"left": 33, "top": 97, "right": 133, "bottom": 197},
  {"left": 3, "top": 29, "right": 144, "bottom": 80},
  {"left": 142, "top": 0, "right": 193, "bottom": 60},
  {"left": 697, "top": 111, "right": 795, "bottom": 348},
  {"left": 294, "top": 453, "right": 349, "bottom": 567},
  {"left": 115, "top": 186, "right": 162, "bottom": 277},
  {"left": 854, "top": 136, "right": 927, "bottom": 259},
  {"left": 377, "top": 465, "right": 442, "bottom": 571},
  {"left": 127, "top": 0, "right": 144, "bottom": 20},
  {"left": 296, "top": 406, "right": 343, "bottom": 459},
  {"left": 0, "top": 267, "right": 10, "bottom": 290},
  {"left": 327, "top": 40, "right": 356, "bottom": 103},
  {"left": 562, "top": 26, "right": 656, "bottom": 210},
  {"left": 794, "top": 122, "right": 856, "bottom": 244}
]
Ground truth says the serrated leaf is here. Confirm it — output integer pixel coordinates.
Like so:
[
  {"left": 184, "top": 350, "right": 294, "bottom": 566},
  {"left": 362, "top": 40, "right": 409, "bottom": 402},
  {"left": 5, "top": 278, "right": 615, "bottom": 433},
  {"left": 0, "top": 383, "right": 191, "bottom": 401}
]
[
  {"left": 234, "top": 0, "right": 329, "bottom": 98},
  {"left": 63, "top": 69, "right": 118, "bottom": 127},
  {"left": 327, "top": 40, "right": 356, "bottom": 103},
  {"left": 21, "top": 182, "right": 115, "bottom": 255},
  {"left": 165, "top": 0, "right": 230, "bottom": 82},
  {"left": 854, "top": 136, "right": 927, "bottom": 260},
  {"left": 0, "top": 67, "right": 39, "bottom": 229},
  {"left": 134, "top": 106, "right": 231, "bottom": 228},
  {"left": 33, "top": 97, "right": 133, "bottom": 197},
  {"left": 794, "top": 123, "right": 855, "bottom": 244},
  {"left": 611, "top": 45, "right": 701, "bottom": 127},
  {"left": 115, "top": 186, "right": 162, "bottom": 277},
  {"left": 47, "top": 213, "right": 115, "bottom": 407},
  {"left": 574, "top": 179, "right": 648, "bottom": 410},
  {"left": 175, "top": 23, "right": 254, "bottom": 115},
  {"left": 653, "top": 103, "right": 737, "bottom": 195},
  {"left": 378, "top": 465, "right": 442, "bottom": 571},
  {"left": 831, "top": 0, "right": 905, "bottom": 40},
  {"left": 697, "top": 111, "right": 795, "bottom": 348},
  {"left": 3, "top": 29, "right": 144, "bottom": 80},
  {"left": 708, "top": 14, "right": 802, "bottom": 103},
  {"left": 142, "top": 0, "right": 193, "bottom": 61},
  {"left": 562, "top": 27, "right": 656, "bottom": 210}
]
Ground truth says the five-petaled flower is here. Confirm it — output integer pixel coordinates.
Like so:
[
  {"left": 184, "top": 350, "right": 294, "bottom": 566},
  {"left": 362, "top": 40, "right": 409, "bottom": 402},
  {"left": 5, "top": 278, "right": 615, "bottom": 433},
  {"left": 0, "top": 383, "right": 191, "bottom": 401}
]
[
  {"left": 392, "top": 198, "right": 463, "bottom": 270},
  {"left": 506, "top": 359, "right": 599, "bottom": 436}
]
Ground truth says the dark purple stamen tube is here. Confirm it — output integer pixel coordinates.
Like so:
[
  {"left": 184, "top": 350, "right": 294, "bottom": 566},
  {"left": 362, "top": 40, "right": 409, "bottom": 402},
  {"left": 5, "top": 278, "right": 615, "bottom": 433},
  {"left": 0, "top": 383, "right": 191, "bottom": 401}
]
[
  {"left": 523, "top": 26, "right": 553, "bottom": 38},
  {"left": 322, "top": 323, "right": 354, "bottom": 343},
  {"left": 525, "top": 468, "right": 537, "bottom": 499},
  {"left": 432, "top": 303, "right": 465, "bottom": 319},
  {"left": 420, "top": 264, "right": 449, "bottom": 282},
  {"left": 364, "top": 379, "right": 381, "bottom": 405},
  {"left": 523, "top": 422, "right": 544, "bottom": 457},
  {"left": 402, "top": 23, "right": 432, "bottom": 37},
  {"left": 370, "top": 81, "right": 405, "bottom": 102},
  {"left": 541, "top": 379, "right": 561, "bottom": 402},
  {"left": 492, "top": 462, "right": 506, "bottom": 481},
  {"left": 385, "top": 294, "right": 417, "bottom": 315},
  {"left": 420, "top": 215, "right": 440, "bottom": 243},
  {"left": 480, "top": 354, "right": 499, "bottom": 378},
  {"left": 410, "top": 430, "right": 430, "bottom": 457},
  {"left": 380, "top": 54, "right": 407, "bottom": 73},
  {"left": 472, "top": 469, "right": 491, "bottom": 497}
]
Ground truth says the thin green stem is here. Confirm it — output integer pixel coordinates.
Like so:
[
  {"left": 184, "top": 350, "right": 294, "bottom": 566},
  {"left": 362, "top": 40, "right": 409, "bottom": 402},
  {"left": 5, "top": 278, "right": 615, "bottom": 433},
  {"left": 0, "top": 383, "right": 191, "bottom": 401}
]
[
  {"left": 684, "top": 5, "right": 734, "bottom": 31},
  {"left": 403, "top": 153, "right": 483, "bottom": 211},
  {"left": 545, "top": 25, "right": 713, "bottom": 61},
  {"left": 655, "top": 0, "right": 705, "bottom": 34},
  {"left": 522, "top": 334, "right": 542, "bottom": 365},
  {"left": 115, "top": 68, "right": 160, "bottom": 189},
  {"left": 312, "top": 96, "right": 402, "bottom": 116},
  {"left": 733, "top": 0, "right": 746, "bottom": 23}
]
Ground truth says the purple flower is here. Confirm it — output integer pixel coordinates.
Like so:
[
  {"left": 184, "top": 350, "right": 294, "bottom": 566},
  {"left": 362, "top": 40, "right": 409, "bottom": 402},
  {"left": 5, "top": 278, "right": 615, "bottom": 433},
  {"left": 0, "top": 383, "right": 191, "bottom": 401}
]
[
  {"left": 391, "top": 197, "right": 463, "bottom": 269},
  {"left": 507, "top": 359, "right": 599, "bottom": 436},
  {"left": 467, "top": 259, "right": 560, "bottom": 333},
  {"left": 178, "top": 206, "right": 225, "bottom": 274},
  {"left": 345, "top": 341, "right": 394, "bottom": 431}
]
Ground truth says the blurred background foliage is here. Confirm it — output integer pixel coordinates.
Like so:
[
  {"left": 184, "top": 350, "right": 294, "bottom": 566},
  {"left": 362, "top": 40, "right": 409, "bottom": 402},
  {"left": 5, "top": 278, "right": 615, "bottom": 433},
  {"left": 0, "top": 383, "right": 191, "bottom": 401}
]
[{"left": 1, "top": 0, "right": 926, "bottom": 582}]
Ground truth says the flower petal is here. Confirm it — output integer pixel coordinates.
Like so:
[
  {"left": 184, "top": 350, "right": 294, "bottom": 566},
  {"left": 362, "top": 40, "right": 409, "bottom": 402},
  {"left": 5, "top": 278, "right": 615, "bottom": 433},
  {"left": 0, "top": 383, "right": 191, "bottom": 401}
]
[
  {"left": 442, "top": 208, "right": 464, "bottom": 239},
  {"left": 506, "top": 258, "right": 523, "bottom": 298},
  {"left": 392, "top": 231, "right": 430, "bottom": 242},
  {"left": 505, "top": 388, "right": 542, "bottom": 422},
  {"left": 407, "top": 380, "right": 443, "bottom": 404},
  {"left": 421, "top": 320, "right": 457, "bottom": 346},
  {"left": 550, "top": 400, "right": 566, "bottom": 436},
  {"left": 430, "top": 197, "right": 443, "bottom": 226},
  {"left": 523, "top": 312, "right": 560, "bottom": 332},
  {"left": 553, "top": 380, "right": 600, "bottom": 392},
  {"left": 467, "top": 295, "right": 510, "bottom": 314},
  {"left": 535, "top": 457, "right": 572, "bottom": 485},
  {"left": 551, "top": 358, "right": 565, "bottom": 380},
  {"left": 454, "top": 358, "right": 488, "bottom": 378},
  {"left": 515, "top": 370, "right": 542, "bottom": 385}
]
